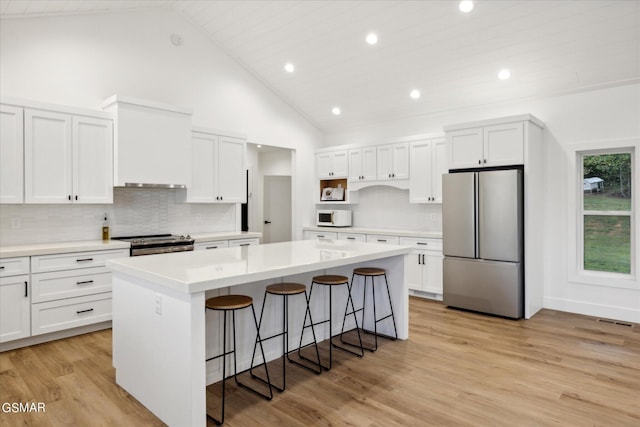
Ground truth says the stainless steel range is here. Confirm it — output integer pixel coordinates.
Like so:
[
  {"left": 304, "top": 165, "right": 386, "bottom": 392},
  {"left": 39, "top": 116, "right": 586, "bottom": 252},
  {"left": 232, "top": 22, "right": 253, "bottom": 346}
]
[{"left": 113, "top": 234, "right": 195, "bottom": 256}]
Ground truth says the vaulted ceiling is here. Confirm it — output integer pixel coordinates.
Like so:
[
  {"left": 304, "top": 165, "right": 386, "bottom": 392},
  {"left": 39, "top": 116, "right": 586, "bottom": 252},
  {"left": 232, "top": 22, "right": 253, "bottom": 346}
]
[{"left": 1, "top": 0, "right": 639, "bottom": 133}]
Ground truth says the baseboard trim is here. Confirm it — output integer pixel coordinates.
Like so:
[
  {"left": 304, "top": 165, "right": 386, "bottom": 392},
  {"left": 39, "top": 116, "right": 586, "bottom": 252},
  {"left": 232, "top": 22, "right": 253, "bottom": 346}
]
[{"left": 543, "top": 297, "right": 639, "bottom": 324}]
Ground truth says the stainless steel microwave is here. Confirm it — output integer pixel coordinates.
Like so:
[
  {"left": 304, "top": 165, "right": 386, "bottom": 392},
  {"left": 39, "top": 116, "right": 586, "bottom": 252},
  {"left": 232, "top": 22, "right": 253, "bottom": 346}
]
[{"left": 316, "top": 210, "right": 352, "bottom": 227}]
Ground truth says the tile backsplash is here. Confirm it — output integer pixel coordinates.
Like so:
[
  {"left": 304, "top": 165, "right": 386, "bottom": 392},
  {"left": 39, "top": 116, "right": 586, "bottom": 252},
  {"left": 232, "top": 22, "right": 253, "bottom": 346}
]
[{"left": 0, "top": 188, "right": 237, "bottom": 246}]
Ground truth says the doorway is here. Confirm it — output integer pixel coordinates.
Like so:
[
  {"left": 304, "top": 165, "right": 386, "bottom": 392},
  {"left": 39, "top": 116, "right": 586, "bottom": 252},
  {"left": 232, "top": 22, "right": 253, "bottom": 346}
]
[{"left": 263, "top": 175, "right": 292, "bottom": 243}]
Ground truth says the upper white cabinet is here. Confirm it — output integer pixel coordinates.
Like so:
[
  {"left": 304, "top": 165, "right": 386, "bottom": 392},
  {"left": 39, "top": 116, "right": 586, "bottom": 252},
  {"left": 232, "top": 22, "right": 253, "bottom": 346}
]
[
  {"left": 24, "top": 109, "right": 113, "bottom": 204},
  {"left": 317, "top": 150, "right": 348, "bottom": 178},
  {"left": 446, "top": 119, "right": 527, "bottom": 169},
  {"left": 377, "top": 142, "right": 409, "bottom": 181},
  {"left": 348, "top": 147, "right": 377, "bottom": 183},
  {"left": 409, "top": 137, "right": 446, "bottom": 203},
  {"left": 102, "top": 95, "right": 192, "bottom": 187},
  {"left": 187, "top": 130, "right": 246, "bottom": 203},
  {"left": 0, "top": 105, "right": 24, "bottom": 203}
]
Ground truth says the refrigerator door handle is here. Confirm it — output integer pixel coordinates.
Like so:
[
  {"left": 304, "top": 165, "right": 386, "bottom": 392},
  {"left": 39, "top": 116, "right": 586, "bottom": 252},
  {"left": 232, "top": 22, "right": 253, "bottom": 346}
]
[{"left": 474, "top": 172, "right": 479, "bottom": 259}]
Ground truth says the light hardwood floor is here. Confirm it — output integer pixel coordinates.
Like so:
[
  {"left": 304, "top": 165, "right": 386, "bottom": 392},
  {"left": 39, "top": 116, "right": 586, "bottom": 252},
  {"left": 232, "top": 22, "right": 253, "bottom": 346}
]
[{"left": 1, "top": 298, "right": 638, "bottom": 426}]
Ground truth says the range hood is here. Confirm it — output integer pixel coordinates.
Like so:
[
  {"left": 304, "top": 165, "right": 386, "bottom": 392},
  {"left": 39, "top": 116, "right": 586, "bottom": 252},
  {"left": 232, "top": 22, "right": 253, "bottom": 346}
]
[
  {"left": 103, "top": 95, "right": 193, "bottom": 188},
  {"left": 123, "top": 183, "right": 186, "bottom": 189}
]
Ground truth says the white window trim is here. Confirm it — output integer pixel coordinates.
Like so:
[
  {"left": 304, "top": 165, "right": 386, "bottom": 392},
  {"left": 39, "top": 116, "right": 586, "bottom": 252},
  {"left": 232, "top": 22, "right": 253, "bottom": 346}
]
[{"left": 567, "top": 138, "right": 639, "bottom": 289}]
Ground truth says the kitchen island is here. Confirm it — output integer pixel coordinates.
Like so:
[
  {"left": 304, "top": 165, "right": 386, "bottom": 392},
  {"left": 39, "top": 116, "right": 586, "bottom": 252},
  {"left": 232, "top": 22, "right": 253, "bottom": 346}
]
[{"left": 108, "top": 239, "right": 411, "bottom": 427}]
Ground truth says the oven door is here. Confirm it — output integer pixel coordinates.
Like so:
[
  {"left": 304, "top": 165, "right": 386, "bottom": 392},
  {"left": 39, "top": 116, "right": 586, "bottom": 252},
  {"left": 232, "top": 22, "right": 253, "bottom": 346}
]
[{"left": 131, "top": 245, "right": 194, "bottom": 256}]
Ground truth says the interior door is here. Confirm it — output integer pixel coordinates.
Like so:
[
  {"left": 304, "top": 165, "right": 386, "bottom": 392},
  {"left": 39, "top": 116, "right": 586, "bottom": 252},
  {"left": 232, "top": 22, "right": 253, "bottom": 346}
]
[{"left": 263, "top": 175, "right": 292, "bottom": 243}]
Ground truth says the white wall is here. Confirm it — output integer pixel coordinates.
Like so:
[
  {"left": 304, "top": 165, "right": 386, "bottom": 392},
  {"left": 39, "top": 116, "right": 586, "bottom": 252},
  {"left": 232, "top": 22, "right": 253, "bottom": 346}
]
[
  {"left": 0, "top": 8, "right": 322, "bottom": 241},
  {"left": 325, "top": 83, "right": 640, "bottom": 323}
]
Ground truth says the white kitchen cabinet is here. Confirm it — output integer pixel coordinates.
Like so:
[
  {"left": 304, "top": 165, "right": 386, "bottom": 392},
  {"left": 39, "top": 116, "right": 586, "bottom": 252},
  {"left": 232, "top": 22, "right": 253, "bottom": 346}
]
[
  {"left": 446, "top": 121, "right": 524, "bottom": 169},
  {"left": 30, "top": 249, "right": 128, "bottom": 336},
  {"left": 228, "top": 238, "right": 260, "bottom": 247},
  {"left": 0, "top": 257, "right": 30, "bottom": 343},
  {"left": 365, "top": 234, "right": 400, "bottom": 245},
  {"left": 348, "top": 147, "right": 377, "bottom": 183},
  {"left": 317, "top": 150, "right": 348, "bottom": 179},
  {"left": 409, "top": 137, "right": 446, "bottom": 203},
  {"left": 188, "top": 131, "right": 246, "bottom": 203},
  {"left": 400, "top": 237, "right": 443, "bottom": 298},
  {"left": 194, "top": 240, "right": 230, "bottom": 250},
  {"left": 303, "top": 230, "right": 338, "bottom": 240},
  {"left": 24, "top": 109, "right": 113, "bottom": 204},
  {"left": 337, "top": 232, "right": 366, "bottom": 242},
  {"left": 377, "top": 142, "right": 409, "bottom": 181},
  {"left": 0, "top": 105, "right": 24, "bottom": 203}
]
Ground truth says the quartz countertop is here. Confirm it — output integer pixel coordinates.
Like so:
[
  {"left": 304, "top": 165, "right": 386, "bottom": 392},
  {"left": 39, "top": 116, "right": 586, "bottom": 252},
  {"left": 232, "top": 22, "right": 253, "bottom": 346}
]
[
  {"left": 302, "top": 226, "right": 442, "bottom": 239},
  {"left": 108, "top": 239, "right": 411, "bottom": 294},
  {"left": 190, "top": 231, "right": 262, "bottom": 243},
  {"left": 0, "top": 240, "right": 131, "bottom": 258}
]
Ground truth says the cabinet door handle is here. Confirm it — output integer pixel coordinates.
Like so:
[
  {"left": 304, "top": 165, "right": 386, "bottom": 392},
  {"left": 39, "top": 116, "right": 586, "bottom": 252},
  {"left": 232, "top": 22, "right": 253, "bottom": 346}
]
[
  {"left": 483, "top": 159, "right": 487, "bottom": 164},
  {"left": 417, "top": 254, "right": 421, "bottom": 265},
  {"left": 478, "top": 160, "right": 482, "bottom": 165},
  {"left": 422, "top": 254, "right": 426, "bottom": 264},
  {"left": 68, "top": 195, "right": 72, "bottom": 201},
  {"left": 392, "top": 173, "right": 395, "bottom": 178},
  {"left": 76, "top": 308, "right": 94, "bottom": 315},
  {"left": 417, "top": 242, "right": 428, "bottom": 246},
  {"left": 0, "top": 266, "right": 5, "bottom": 270},
  {"left": 76, "top": 258, "right": 94, "bottom": 262},
  {"left": 377, "top": 239, "right": 387, "bottom": 243},
  {"left": 239, "top": 243, "right": 250, "bottom": 246},
  {"left": 24, "top": 281, "right": 28, "bottom": 297},
  {"left": 75, "top": 195, "right": 78, "bottom": 201},
  {"left": 76, "top": 280, "right": 94, "bottom": 285},
  {"left": 317, "top": 235, "right": 325, "bottom": 238},
  {"left": 347, "top": 237, "right": 355, "bottom": 240},
  {"left": 206, "top": 246, "right": 219, "bottom": 250}
]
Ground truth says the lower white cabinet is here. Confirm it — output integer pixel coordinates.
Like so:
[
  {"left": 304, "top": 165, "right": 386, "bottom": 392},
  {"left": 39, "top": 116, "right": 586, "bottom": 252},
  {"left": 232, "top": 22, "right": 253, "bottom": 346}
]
[
  {"left": 400, "top": 237, "right": 443, "bottom": 298},
  {"left": 228, "top": 238, "right": 260, "bottom": 247},
  {"left": 30, "top": 248, "right": 128, "bottom": 336},
  {"left": 304, "top": 230, "right": 338, "bottom": 240},
  {"left": 0, "top": 257, "right": 30, "bottom": 343},
  {"left": 337, "top": 232, "right": 366, "bottom": 242},
  {"left": 195, "top": 240, "right": 230, "bottom": 250},
  {"left": 31, "top": 293, "right": 112, "bottom": 336}
]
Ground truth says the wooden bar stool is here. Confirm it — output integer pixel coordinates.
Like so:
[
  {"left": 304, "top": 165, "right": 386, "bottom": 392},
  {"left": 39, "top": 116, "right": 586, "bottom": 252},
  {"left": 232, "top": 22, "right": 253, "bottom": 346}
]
[
  {"left": 205, "top": 294, "right": 273, "bottom": 425},
  {"left": 301, "top": 274, "right": 364, "bottom": 371},
  {"left": 250, "top": 282, "right": 322, "bottom": 392},
  {"left": 342, "top": 267, "right": 398, "bottom": 352}
]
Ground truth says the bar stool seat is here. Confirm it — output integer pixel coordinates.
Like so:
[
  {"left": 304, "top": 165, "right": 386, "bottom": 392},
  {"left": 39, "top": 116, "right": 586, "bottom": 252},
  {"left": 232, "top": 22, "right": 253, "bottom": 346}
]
[
  {"left": 205, "top": 294, "right": 272, "bottom": 425},
  {"left": 301, "top": 274, "right": 364, "bottom": 371},
  {"left": 251, "top": 282, "right": 321, "bottom": 392},
  {"left": 342, "top": 267, "right": 398, "bottom": 352}
]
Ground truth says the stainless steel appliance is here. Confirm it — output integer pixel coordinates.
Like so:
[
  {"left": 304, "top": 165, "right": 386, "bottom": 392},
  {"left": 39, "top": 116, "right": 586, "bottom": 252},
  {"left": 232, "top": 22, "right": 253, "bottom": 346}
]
[
  {"left": 442, "top": 168, "right": 523, "bottom": 318},
  {"left": 113, "top": 234, "right": 195, "bottom": 256},
  {"left": 316, "top": 209, "right": 352, "bottom": 227}
]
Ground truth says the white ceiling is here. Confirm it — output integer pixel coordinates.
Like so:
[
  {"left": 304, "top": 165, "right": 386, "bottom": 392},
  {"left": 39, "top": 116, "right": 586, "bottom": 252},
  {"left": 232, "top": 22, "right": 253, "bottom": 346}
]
[{"left": 1, "top": 0, "right": 639, "bottom": 133}]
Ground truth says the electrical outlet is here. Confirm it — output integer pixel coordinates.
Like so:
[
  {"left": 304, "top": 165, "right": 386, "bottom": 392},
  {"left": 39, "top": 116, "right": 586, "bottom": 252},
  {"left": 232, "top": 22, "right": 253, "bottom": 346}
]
[
  {"left": 11, "top": 217, "right": 21, "bottom": 229},
  {"left": 155, "top": 295, "right": 162, "bottom": 315}
]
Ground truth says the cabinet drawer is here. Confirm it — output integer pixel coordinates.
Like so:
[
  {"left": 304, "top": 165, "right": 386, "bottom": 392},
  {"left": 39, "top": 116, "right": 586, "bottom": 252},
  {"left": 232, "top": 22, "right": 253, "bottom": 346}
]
[
  {"left": 304, "top": 231, "right": 337, "bottom": 240},
  {"left": 31, "top": 249, "right": 129, "bottom": 273},
  {"left": 195, "top": 240, "right": 229, "bottom": 250},
  {"left": 0, "top": 257, "right": 30, "bottom": 277},
  {"left": 399, "top": 237, "right": 443, "bottom": 251},
  {"left": 228, "top": 238, "right": 260, "bottom": 247},
  {"left": 366, "top": 234, "right": 400, "bottom": 245},
  {"left": 338, "top": 232, "right": 366, "bottom": 242},
  {"left": 31, "top": 267, "right": 112, "bottom": 303},
  {"left": 31, "top": 293, "right": 111, "bottom": 336}
]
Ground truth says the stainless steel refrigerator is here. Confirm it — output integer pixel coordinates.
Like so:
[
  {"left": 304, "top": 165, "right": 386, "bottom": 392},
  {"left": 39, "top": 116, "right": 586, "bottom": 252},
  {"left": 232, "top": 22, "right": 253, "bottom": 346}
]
[{"left": 442, "top": 168, "right": 524, "bottom": 319}]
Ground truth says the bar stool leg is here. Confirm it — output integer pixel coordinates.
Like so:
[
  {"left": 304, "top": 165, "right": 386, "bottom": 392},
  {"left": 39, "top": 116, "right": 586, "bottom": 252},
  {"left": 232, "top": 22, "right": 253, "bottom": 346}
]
[
  {"left": 290, "top": 289, "right": 322, "bottom": 374},
  {"left": 338, "top": 273, "right": 365, "bottom": 355}
]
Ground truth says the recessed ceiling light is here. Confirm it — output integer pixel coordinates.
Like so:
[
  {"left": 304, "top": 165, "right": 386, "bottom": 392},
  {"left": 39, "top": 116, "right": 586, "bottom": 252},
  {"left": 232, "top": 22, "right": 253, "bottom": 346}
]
[
  {"left": 366, "top": 33, "right": 378, "bottom": 45},
  {"left": 257, "top": 145, "right": 262, "bottom": 148},
  {"left": 410, "top": 90, "right": 421, "bottom": 99},
  {"left": 332, "top": 107, "right": 341, "bottom": 116},
  {"left": 459, "top": 1, "right": 474, "bottom": 13},
  {"left": 284, "top": 63, "right": 295, "bottom": 73},
  {"left": 498, "top": 69, "right": 511, "bottom": 80}
]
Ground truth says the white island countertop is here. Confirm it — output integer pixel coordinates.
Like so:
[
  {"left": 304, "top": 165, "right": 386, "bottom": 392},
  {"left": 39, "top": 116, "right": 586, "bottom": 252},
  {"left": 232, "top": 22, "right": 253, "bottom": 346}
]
[{"left": 108, "top": 239, "right": 411, "bottom": 294}]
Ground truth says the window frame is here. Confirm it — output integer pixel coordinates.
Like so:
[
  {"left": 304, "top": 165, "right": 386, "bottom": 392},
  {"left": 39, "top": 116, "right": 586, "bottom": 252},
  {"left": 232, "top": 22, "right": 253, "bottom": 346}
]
[{"left": 568, "top": 139, "right": 638, "bottom": 289}]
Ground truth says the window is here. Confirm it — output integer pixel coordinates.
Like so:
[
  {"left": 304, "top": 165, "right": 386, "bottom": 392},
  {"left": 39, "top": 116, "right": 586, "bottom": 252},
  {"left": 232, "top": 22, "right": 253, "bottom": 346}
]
[{"left": 579, "top": 149, "right": 633, "bottom": 277}]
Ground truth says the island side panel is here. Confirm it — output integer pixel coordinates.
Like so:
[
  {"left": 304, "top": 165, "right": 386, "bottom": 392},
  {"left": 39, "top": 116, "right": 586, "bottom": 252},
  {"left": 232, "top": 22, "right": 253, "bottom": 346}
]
[{"left": 112, "top": 272, "right": 206, "bottom": 427}]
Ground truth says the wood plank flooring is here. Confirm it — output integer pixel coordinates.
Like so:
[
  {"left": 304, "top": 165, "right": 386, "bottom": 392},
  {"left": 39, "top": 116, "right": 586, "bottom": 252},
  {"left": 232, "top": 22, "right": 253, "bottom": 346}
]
[{"left": 1, "top": 298, "right": 638, "bottom": 426}]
